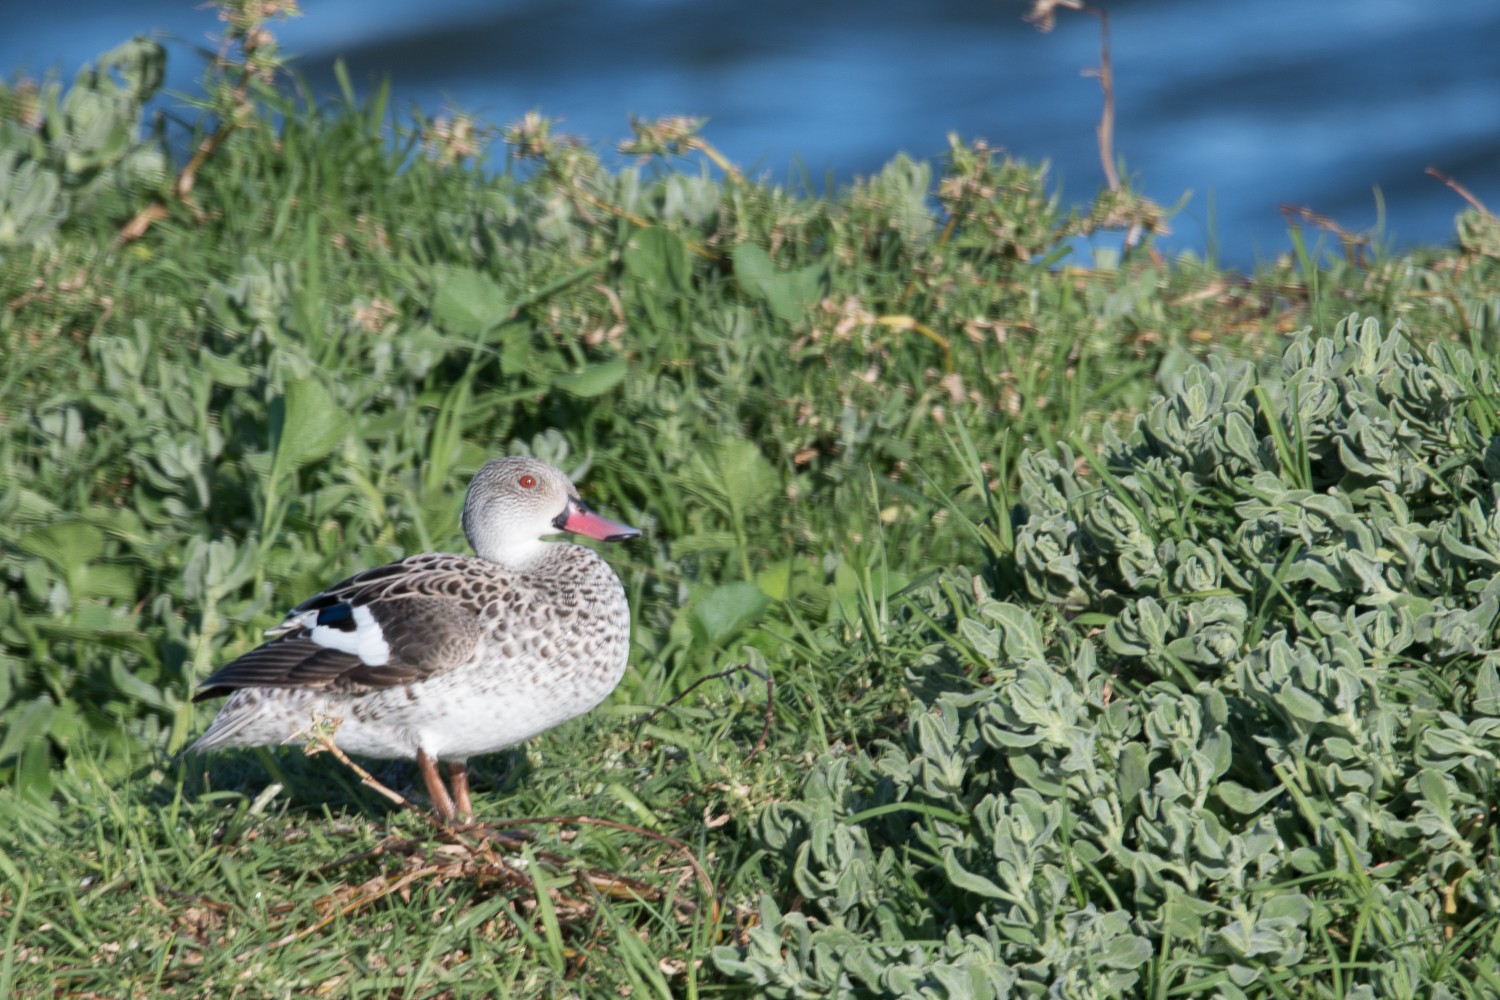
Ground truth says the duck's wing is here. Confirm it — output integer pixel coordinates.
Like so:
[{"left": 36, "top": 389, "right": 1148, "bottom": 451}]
[{"left": 192, "top": 555, "right": 494, "bottom": 701}]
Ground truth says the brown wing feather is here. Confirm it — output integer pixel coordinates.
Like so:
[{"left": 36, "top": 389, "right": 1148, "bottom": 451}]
[
  {"left": 285, "top": 554, "right": 480, "bottom": 618},
  {"left": 193, "top": 592, "right": 486, "bottom": 701},
  {"left": 192, "top": 639, "right": 362, "bottom": 701}
]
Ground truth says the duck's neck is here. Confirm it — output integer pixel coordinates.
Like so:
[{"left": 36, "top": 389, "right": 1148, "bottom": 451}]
[
  {"left": 474, "top": 536, "right": 584, "bottom": 573},
  {"left": 473, "top": 536, "right": 546, "bottom": 571}
]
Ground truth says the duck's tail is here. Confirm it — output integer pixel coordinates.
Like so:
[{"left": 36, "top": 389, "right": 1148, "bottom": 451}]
[{"left": 185, "top": 688, "right": 277, "bottom": 754}]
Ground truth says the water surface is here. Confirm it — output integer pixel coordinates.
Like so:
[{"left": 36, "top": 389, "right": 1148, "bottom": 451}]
[{"left": 4, "top": 0, "right": 1497, "bottom": 266}]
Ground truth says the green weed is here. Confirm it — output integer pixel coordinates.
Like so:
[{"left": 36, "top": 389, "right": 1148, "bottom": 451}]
[{"left": 2, "top": 6, "right": 1499, "bottom": 997}]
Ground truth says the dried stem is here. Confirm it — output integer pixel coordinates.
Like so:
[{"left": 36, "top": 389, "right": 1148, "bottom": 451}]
[
  {"left": 876, "top": 315, "right": 953, "bottom": 373},
  {"left": 688, "top": 137, "right": 742, "bottom": 184},
  {"left": 1426, "top": 166, "right": 1493, "bottom": 217},
  {"left": 305, "top": 731, "right": 717, "bottom": 913},
  {"left": 269, "top": 864, "right": 443, "bottom": 948},
  {"left": 481, "top": 815, "right": 716, "bottom": 902},
  {"left": 304, "top": 732, "right": 447, "bottom": 831},
  {"left": 1083, "top": 5, "right": 1118, "bottom": 192},
  {"left": 750, "top": 667, "right": 775, "bottom": 759},
  {"left": 116, "top": 3, "right": 295, "bottom": 245},
  {"left": 634, "top": 660, "right": 776, "bottom": 759},
  {"left": 1280, "top": 204, "right": 1370, "bottom": 267},
  {"left": 1028, "top": 0, "right": 1119, "bottom": 191}
]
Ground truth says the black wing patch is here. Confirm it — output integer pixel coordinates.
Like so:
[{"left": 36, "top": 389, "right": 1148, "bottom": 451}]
[
  {"left": 193, "top": 595, "right": 484, "bottom": 701},
  {"left": 315, "top": 603, "right": 357, "bottom": 631}
]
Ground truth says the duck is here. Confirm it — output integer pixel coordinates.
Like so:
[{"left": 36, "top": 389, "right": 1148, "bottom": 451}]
[{"left": 188, "top": 456, "right": 641, "bottom": 822}]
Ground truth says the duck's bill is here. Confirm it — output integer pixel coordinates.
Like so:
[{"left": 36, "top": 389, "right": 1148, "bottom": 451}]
[{"left": 554, "top": 498, "right": 643, "bottom": 542}]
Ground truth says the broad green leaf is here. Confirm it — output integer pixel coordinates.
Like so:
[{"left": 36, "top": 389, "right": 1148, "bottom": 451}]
[
  {"left": 20, "top": 522, "right": 104, "bottom": 577},
  {"left": 1477, "top": 659, "right": 1500, "bottom": 716},
  {"left": 71, "top": 601, "right": 136, "bottom": 634},
  {"left": 111, "top": 660, "right": 166, "bottom": 709},
  {"left": 734, "top": 241, "right": 825, "bottom": 324},
  {"left": 1008, "top": 752, "right": 1065, "bottom": 796},
  {"left": 941, "top": 848, "right": 1007, "bottom": 898},
  {"left": 269, "top": 377, "right": 348, "bottom": 484},
  {"left": 497, "top": 320, "right": 536, "bottom": 375},
  {"left": 1117, "top": 742, "right": 1151, "bottom": 804},
  {"left": 73, "top": 564, "right": 137, "bottom": 602},
  {"left": 757, "top": 560, "right": 793, "bottom": 601},
  {"left": 1259, "top": 893, "right": 1312, "bottom": 925},
  {"left": 623, "top": 227, "right": 689, "bottom": 292},
  {"left": 0, "top": 697, "right": 55, "bottom": 762},
  {"left": 1277, "top": 686, "right": 1327, "bottom": 723},
  {"left": 434, "top": 269, "right": 509, "bottom": 335},
  {"left": 959, "top": 617, "right": 1000, "bottom": 661},
  {"left": 1440, "top": 527, "right": 1500, "bottom": 565},
  {"left": 1223, "top": 410, "right": 1259, "bottom": 466},
  {"left": 1105, "top": 618, "right": 1149, "bottom": 657},
  {"left": 1162, "top": 900, "right": 1203, "bottom": 939},
  {"left": 554, "top": 359, "right": 628, "bottom": 397},
  {"left": 691, "top": 582, "right": 771, "bottom": 646},
  {"left": 1202, "top": 730, "right": 1232, "bottom": 779},
  {"left": 1136, "top": 597, "right": 1168, "bottom": 649},
  {"left": 1216, "top": 780, "right": 1282, "bottom": 815},
  {"left": 669, "top": 531, "right": 739, "bottom": 559},
  {"left": 198, "top": 348, "right": 254, "bottom": 387},
  {"left": 16, "top": 737, "right": 53, "bottom": 805},
  {"left": 1418, "top": 769, "right": 1452, "bottom": 823},
  {"left": 1098, "top": 935, "right": 1154, "bottom": 969},
  {"left": 981, "top": 601, "right": 1046, "bottom": 662}
]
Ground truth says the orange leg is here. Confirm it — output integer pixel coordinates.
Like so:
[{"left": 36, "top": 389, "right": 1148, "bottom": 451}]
[
  {"left": 448, "top": 760, "right": 473, "bottom": 822},
  {"left": 417, "top": 748, "right": 457, "bottom": 823}
]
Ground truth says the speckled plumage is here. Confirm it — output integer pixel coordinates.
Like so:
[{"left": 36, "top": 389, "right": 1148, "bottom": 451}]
[{"left": 188, "top": 457, "right": 639, "bottom": 782}]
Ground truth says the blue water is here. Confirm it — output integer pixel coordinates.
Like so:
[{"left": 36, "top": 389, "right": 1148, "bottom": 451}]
[{"left": 4, "top": 0, "right": 1498, "bottom": 267}]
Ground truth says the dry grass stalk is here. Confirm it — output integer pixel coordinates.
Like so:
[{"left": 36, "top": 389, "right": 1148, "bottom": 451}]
[
  {"left": 1280, "top": 203, "right": 1372, "bottom": 267},
  {"left": 632, "top": 660, "right": 776, "bottom": 760},
  {"left": 1027, "top": 0, "right": 1119, "bottom": 192},
  {"left": 254, "top": 710, "right": 723, "bottom": 951},
  {"left": 1426, "top": 166, "right": 1493, "bottom": 217}
]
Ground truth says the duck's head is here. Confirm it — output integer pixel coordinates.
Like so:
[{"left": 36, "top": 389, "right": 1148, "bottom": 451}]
[{"left": 462, "top": 456, "right": 641, "bottom": 569}]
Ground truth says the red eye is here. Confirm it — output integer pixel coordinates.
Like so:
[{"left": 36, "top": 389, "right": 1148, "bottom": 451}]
[{"left": 519, "top": 475, "right": 536, "bottom": 489}]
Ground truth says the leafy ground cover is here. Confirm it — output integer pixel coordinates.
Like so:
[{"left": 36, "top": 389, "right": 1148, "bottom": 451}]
[{"left": 3, "top": 5, "right": 1500, "bottom": 997}]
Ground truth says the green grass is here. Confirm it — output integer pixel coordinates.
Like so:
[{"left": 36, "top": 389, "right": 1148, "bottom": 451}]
[{"left": 2, "top": 10, "right": 1500, "bottom": 997}]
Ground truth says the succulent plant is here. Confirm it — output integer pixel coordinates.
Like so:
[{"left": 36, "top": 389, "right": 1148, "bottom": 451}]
[
  {"left": 718, "top": 316, "right": 1500, "bottom": 999},
  {"left": 0, "top": 37, "right": 165, "bottom": 250}
]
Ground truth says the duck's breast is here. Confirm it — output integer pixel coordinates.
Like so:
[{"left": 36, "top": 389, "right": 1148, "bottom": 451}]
[{"left": 401, "top": 547, "right": 632, "bottom": 758}]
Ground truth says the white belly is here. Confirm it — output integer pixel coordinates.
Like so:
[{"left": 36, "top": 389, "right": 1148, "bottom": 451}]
[
  {"left": 331, "top": 659, "right": 624, "bottom": 760},
  {"left": 202, "top": 639, "right": 628, "bottom": 762}
]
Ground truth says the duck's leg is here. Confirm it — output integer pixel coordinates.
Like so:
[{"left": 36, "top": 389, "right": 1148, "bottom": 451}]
[
  {"left": 448, "top": 760, "right": 473, "bottom": 821},
  {"left": 417, "top": 748, "right": 457, "bottom": 822}
]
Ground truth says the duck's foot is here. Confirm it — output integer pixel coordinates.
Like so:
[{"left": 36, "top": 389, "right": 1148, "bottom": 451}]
[
  {"left": 417, "top": 748, "right": 457, "bottom": 823},
  {"left": 448, "top": 760, "right": 474, "bottom": 822}
]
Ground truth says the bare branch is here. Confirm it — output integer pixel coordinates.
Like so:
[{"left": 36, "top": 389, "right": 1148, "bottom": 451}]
[
  {"left": 1426, "top": 166, "right": 1493, "bottom": 217},
  {"left": 1028, "top": 1, "right": 1118, "bottom": 191}
]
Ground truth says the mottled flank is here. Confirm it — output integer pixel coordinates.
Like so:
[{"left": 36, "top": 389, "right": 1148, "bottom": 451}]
[{"left": 188, "top": 456, "right": 637, "bottom": 765}]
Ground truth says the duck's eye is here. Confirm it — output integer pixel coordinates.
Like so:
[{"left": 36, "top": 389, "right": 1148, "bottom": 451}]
[{"left": 519, "top": 475, "right": 536, "bottom": 489}]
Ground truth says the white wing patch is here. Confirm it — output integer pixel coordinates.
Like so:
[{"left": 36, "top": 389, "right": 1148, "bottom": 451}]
[{"left": 309, "top": 605, "right": 391, "bottom": 666}]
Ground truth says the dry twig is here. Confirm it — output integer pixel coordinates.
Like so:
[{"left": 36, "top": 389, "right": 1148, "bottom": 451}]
[
  {"left": 259, "top": 719, "right": 720, "bottom": 951},
  {"left": 1280, "top": 204, "right": 1371, "bottom": 267},
  {"left": 303, "top": 731, "right": 446, "bottom": 830},
  {"left": 633, "top": 660, "right": 777, "bottom": 760},
  {"left": 481, "top": 816, "right": 716, "bottom": 904},
  {"left": 1426, "top": 166, "right": 1493, "bottom": 217},
  {"left": 1028, "top": 0, "right": 1119, "bottom": 192}
]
